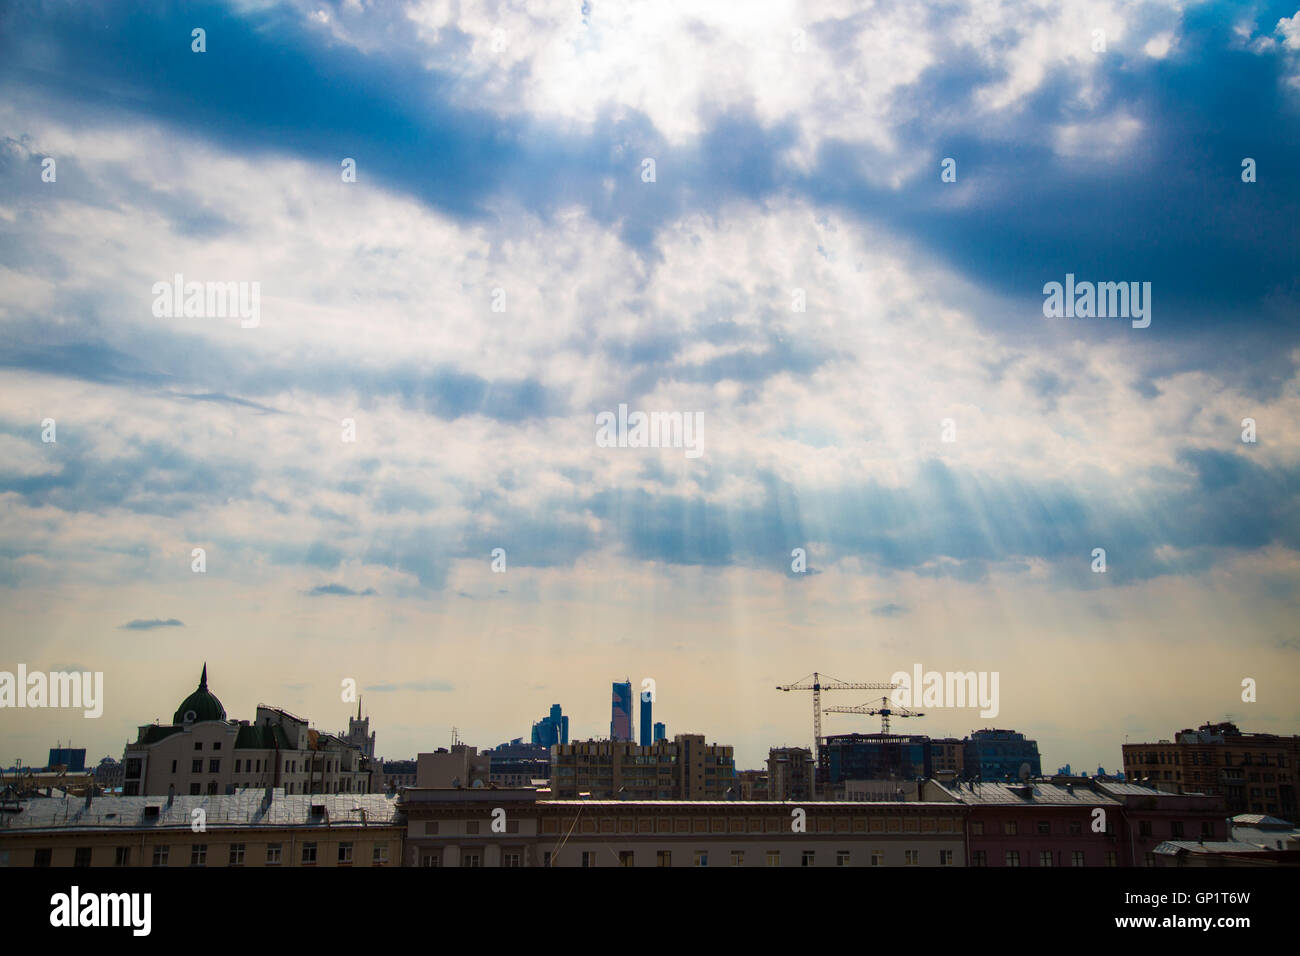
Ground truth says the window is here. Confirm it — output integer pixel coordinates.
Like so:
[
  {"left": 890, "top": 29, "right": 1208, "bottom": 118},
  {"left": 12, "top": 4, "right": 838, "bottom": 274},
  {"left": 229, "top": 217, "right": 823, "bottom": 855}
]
[
  {"left": 213, "top": 741, "right": 220, "bottom": 750},
  {"left": 504, "top": 852, "right": 523, "bottom": 867},
  {"left": 1067, "top": 821, "right": 1082, "bottom": 835},
  {"left": 1201, "top": 821, "right": 1214, "bottom": 838},
  {"left": 74, "top": 847, "right": 92, "bottom": 867},
  {"left": 266, "top": 843, "right": 281, "bottom": 865},
  {"left": 228, "top": 843, "right": 245, "bottom": 866},
  {"left": 1005, "top": 851, "right": 1020, "bottom": 867},
  {"left": 581, "top": 851, "right": 596, "bottom": 868},
  {"left": 731, "top": 850, "right": 745, "bottom": 867},
  {"left": 970, "top": 821, "right": 984, "bottom": 835},
  {"left": 1170, "top": 821, "right": 1185, "bottom": 838},
  {"left": 801, "top": 850, "right": 815, "bottom": 867},
  {"left": 152, "top": 845, "right": 169, "bottom": 867},
  {"left": 1039, "top": 850, "right": 1053, "bottom": 866},
  {"left": 1037, "top": 821, "right": 1050, "bottom": 835},
  {"left": 462, "top": 852, "right": 482, "bottom": 868},
  {"left": 836, "top": 850, "right": 851, "bottom": 866},
  {"left": 766, "top": 851, "right": 780, "bottom": 867},
  {"left": 373, "top": 843, "right": 389, "bottom": 865},
  {"left": 939, "top": 849, "right": 953, "bottom": 866},
  {"left": 338, "top": 842, "right": 353, "bottom": 864},
  {"left": 34, "top": 848, "right": 52, "bottom": 867},
  {"left": 466, "top": 821, "right": 480, "bottom": 834},
  {"left": 424, "top": 821, "right": 439, "bottom": 835},
  {"left": 971, "top": 850, "right": 987, "bottom": 867},
  {"left": 1072, "top": 851, "right": 1085, "bottom": 866},
  {"left": 301, "top": 842, "right": 317, "bottom": 865},
  {"left": 871, "top": 850, "right": 884, "bottom": 866},
  {"left": 1139, "top": 820, "right": 1153, "bottom": 837},
  {"left": 542, "top": 852, "right": 552, "bottom": 868},
  {"left": 618, "top": 851, "right": 634, "bottom": 867},
  {"left": 191, "top": 759, "right": 203, "bottom": 773},
  {"left": 693, "top": 851, "right": 709, "bottom": 867},
  {"left": 421, "top": 853, "right": 440, "bottom": 867},
  {"left": 208, "top": 759, "right": 220, "bottom": 773},
  {"left": 1003, "top": 821, "right": 1017, "bottom": 835},
  {"left": 190, "top": 844, "right": 207, "bottom": 867},
  {"left": 171, "top": 760, "right": 177, "bottom": 773},
  {"left": 115, "top": 847, "right": 131, "bottom": 866},
  {"left": 657, "top": 850, "right": 672, "bottom": 867},
  {"left": 194, "top": 742, "right": 202, "bottom": 751},
  {"left": 235, "top": 760, "right": 241, "bottom": 773}
]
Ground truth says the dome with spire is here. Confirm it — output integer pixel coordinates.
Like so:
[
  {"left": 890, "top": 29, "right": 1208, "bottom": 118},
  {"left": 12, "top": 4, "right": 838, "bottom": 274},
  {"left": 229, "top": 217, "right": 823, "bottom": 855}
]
[{"left": 173, "top": 664, "right": 227, "bottom": 724}]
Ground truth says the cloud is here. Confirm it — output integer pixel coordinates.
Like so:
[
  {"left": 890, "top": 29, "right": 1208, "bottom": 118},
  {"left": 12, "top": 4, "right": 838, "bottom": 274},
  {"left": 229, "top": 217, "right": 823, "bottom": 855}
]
[
  {"left": 305, "top": 584, "right": 377, "bottom": 597},
  {"left": 363, "top": 679, "right": 454, "bottom": 693},
  {"left": 118, "top": 618, "right": 184, "bottom": 630}
]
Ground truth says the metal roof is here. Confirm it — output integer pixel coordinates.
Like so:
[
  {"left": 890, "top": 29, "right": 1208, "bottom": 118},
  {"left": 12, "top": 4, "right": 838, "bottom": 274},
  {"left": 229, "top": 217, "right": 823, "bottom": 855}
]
[
  {"left": 0, "top": 789, "right": 402, "bottom": 833},
  {"left": 934, "top": 781, "right": 1120, "bottom": 806}
]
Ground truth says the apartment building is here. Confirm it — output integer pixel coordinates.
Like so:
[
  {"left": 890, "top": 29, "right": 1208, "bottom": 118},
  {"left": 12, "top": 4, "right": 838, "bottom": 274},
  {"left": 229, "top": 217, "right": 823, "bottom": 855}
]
[
  {"left": 550, "top": 735, "right": 735, "bottom": 799},
  {"left": 0, "top": 789, "right": 403, "bottom": 867},
  {"left": 398, "top": 787, "right": 966, "bottom": 867},
  {"left": 1122, "top": 721, "right": 1299, "bottom": 817}
]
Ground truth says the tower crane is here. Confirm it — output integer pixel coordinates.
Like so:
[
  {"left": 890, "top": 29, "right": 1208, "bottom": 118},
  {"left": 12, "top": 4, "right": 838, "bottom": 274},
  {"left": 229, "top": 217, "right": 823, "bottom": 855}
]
[
  {"left": 824, "top": 695, "right": 924, "bottom": 734},
  {"left": 776, "top": 673, "right": 897, "bottom": 796}
]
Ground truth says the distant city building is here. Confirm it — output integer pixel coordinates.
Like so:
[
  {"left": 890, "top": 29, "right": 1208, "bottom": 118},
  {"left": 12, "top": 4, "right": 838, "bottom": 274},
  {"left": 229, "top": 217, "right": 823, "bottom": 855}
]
[
  {"left": 121, "top": 665, "right": 377, "bottom": 797},
  {"left": 0, "top": 790, "right": 403, "bottom": 867},
  {"left": 610, "top": 680, "right": 634, "bottom": 742},
  {"left": 963, "top": 729, "right": 1041, "bottom": 781},
  {"left": 930, "top": 737, "right": 965, "bottom": 776},
  {"left": 653, "top": 721, "right": 666, "bottom": 743},
  {"left": 46, "top": 748, "right": 86, "bottom": 773},
  {"left": 1229, "top": 813, "right": 1300, "bottom": 856},
  {"left": 381, "top": 759, "right": 418, "bottom": 791},
  {"left": 822, "top": 734, "right": 932, "bottom": 786},
  {"left": 416, "top": 745, "right": 490, "bottom": 789},
  {"left": 531, "top": 704, "right": 569, "bottom": 747},
  {"left": 767, "top": 747, "right": 814, "bottom": 801},
  {"left": 735, "top": 769, "right": 769, "bottom": 800},
  {"left": 551, "top": 735, "right": 735, "bottom": 799},
  {"left": 486, "top": 739, "right": 550, "bottom": 787},
  {"left": 1122, "top": 721, "right": 1300, "bottom": 817},
  {"left": 93, "top": 757, "right": 123, "bottom": 790},
  {"left": 639, "top": 689, "right": 653, "bottom": 747}
]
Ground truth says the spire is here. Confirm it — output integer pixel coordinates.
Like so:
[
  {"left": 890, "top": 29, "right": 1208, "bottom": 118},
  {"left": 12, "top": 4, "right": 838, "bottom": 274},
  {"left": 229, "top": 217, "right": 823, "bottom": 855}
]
[
  {"left": 357, "top": 696, "right": 362, "bottom": 721},
  {"left": 200, "top": 663, "right": 208, "bottom": 691}
]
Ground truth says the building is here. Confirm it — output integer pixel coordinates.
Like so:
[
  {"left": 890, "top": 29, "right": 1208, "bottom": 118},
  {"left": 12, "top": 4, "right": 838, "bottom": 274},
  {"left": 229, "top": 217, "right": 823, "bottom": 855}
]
[
  {"left": 0, "top": 789, "right": 403, "bottom": 867},
  {"left": 821, "top": 734, "right": 932, "bottom": 786},
  {"left": 610, "top": 680, "right": 634, "bottom": 742},
  {"left": 767, "top": 747, "right": 814, "bottom": 801},
  {"left": 416, "top": 745, "right": 491, "bottom": 789},
  {"left": 121, "top": 665, "right": 377, "bottom": 797},
  {"left": 398, "top": 787, "right": 966, "bottom": 867},
  {"left": 654, "top": 721, "right": 666, "bottom": 743},
  {"left": 735, "top": 769, "right": 769, "bottom": 800},
  {"left": 963, "top": 728, "right": 1042, "bottom": 781},
  {"left": 381, "top": 759, "right": 418, "bottom": 791},
  {"left": 93, "top": 757, "right": 123, "bottom": 791},
  {"left": 930, "top": 737, "right": 965, "bottom": 776},
  {"left": 1230, "top": 813, "right": 1300, "bottom": 853},
  {"left": 47, "top": 748, "right": 87, "bottom": 773},
  {"left": 530, "top": 704, "right": 569, "bottom": 747},
  {"left": 550, "top": 735, "right": 735, "bottom": 799},
  {"left": 486, "top": 740, "right": 550, "bottom": 787},
  {"left": 1122, "top": 721, "right": 1300, "bottom": 817},
  {"left": 640, "top": 689, "right": 653, "bottom": 747},
  {"left": 922, "top": 776, "right": 1230, "bottom": 866}
]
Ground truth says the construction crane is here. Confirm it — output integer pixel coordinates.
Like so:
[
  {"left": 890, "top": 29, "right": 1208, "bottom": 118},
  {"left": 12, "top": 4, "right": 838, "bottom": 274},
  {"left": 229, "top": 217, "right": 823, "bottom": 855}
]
[
  {"left": 824, "top": 696, "right": 924, "bottom": 734},
  {"left": 776, "top": 673, "right": 897, "bottom": 796}
]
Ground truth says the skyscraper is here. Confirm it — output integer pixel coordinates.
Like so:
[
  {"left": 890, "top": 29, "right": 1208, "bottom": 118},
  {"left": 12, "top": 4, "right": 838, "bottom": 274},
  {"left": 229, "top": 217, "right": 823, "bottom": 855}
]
[
  {"left": 531, "top": 704, "right": 569, "bottom": 747},
  {"left": 639, "top": 685, "right": 653, "bottom": 746},
  {"left": 653, "top": 721, "right": 666, "bottom": 743},
  {"left": 610, "top": 680, "right": 633, "bottom": 741}
]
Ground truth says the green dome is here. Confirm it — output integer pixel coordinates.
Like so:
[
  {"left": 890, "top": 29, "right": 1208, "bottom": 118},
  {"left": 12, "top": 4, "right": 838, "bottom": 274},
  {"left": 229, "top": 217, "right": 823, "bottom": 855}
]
[{"left": 174, "top": 664, "right": 226, "bottom": 724}]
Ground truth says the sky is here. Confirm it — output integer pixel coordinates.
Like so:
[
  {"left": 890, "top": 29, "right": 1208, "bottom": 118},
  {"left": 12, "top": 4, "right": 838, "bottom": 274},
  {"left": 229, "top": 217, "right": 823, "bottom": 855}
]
[{"left": 1, "top": 0, "right": 1298, "bottom": 774}]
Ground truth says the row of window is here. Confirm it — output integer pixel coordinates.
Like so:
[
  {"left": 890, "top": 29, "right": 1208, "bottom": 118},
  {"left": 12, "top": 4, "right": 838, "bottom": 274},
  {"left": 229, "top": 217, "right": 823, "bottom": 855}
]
[
  {"left": 417, "top": 849, "right": 958, "bottom": 867},
  {"left": 34, "top": 842, "right": 390, "bottom": 866},
  {"left": 971, "top": 850, "right": 1109, "bottom": 866},
  {"left": 970, "top": 820, "right": 1211, "bottom": 838}
]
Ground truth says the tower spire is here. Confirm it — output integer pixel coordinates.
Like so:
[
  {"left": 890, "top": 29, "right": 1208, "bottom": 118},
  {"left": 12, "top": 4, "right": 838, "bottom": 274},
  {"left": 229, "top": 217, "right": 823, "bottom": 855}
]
[
  {"left": 200, "top": 662, "right": 208, "bottom": 690},
  {"left": 357, "top": 696, "right": 362, "bottom": 721}
]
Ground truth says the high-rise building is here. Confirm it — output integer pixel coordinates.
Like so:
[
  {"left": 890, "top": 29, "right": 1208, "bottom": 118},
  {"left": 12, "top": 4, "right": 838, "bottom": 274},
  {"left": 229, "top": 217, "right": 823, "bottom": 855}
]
[
  {"left": 821, "top": 734, "right": 933, "bottom": 787},
  {"left": 963, "top": 728, "right": 1041, "bottom": 782},
  {"left": 531, "top": 704, "right": 569, "bottom": 747},
  {"left": 639, "top": 687, "right": 653, "bottom": 746},
  {"left": 610, "top": 680, "right": 633, "bottom": 742},
  {"left": 550, "top": 734, "right": 734, "bottom": 799},
  {"left": 767, "top": 747, "right": 814, "bottom": 801},
  {"left": 653, "top": 721, "right": 666, "bottom": 743}
]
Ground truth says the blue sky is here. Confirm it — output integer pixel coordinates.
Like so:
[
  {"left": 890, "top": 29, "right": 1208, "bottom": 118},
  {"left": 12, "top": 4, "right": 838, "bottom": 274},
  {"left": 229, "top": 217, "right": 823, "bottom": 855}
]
[{"left": 1, "top": 0, "right": 1298, "bottom": 770}]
